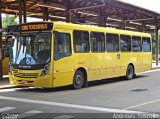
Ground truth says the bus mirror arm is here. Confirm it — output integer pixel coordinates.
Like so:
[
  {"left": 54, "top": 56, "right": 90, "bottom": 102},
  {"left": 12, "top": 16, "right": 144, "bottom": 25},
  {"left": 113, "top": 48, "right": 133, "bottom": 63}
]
[
  {"left": 53, "top": 31, "right": 59, "bottom": 33},
  {"left": 0, "top": 48, "right": 4, "bottom": 61}
]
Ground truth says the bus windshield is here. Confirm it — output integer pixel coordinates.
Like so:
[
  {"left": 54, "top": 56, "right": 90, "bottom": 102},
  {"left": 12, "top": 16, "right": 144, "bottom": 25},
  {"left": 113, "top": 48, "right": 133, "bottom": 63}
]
[{"left": 10, "top": 32, "right": 51, "bottom": 67}]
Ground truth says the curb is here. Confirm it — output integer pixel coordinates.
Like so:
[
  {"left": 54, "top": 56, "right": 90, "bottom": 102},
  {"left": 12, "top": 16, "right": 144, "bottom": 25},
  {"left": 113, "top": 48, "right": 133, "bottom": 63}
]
[
  {"left": 151, "top": 67, "right": 160, "bottom": 70},
  {"left": 0, "top": 85, "right": 19, "bottom": 89}
]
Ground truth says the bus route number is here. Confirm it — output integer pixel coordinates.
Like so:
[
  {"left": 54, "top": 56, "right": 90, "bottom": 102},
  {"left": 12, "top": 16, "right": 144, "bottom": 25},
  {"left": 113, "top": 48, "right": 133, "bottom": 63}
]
[{"left": 21, "top": 24, "right": 48, "bottom": 31}]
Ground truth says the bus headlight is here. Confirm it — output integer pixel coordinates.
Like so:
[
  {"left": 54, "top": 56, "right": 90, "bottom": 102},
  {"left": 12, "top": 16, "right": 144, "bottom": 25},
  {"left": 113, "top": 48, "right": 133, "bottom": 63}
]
[{"left": 41, "top": 63, "right": 50, "bottom": 76}]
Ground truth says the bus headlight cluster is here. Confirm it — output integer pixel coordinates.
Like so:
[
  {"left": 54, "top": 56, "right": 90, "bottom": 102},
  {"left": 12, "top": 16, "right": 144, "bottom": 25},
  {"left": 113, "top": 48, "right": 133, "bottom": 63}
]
[{"left": 41, "top": 63, "right": 50, "bottom": 76}]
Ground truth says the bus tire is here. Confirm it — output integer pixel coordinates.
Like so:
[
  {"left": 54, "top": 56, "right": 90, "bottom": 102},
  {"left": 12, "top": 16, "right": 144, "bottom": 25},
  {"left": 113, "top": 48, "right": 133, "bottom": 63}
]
[
  {"left": 126, "top": 65, "right": 134, "bottom": 80},
  {"left": 73, "top": 70, "right": 84, "bottom": 89}
]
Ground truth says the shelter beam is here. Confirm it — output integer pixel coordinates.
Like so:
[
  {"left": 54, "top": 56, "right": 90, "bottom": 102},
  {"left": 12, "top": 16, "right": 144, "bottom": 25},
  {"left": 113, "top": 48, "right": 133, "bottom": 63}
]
[
  {"left": 65, "top": 0, "right": 71, "bottom": 22},
  {"left": 18, "top": 0, "right": 23, "bottom": 24},
  {"left": 0, "top": 0, "right": 2, "bottom": 79},
  {"left": 23, "top": 0, "right": 27, "bottom": 23},
  {"left": 155, "top": 25, "right": 159, "bottom": 66}
]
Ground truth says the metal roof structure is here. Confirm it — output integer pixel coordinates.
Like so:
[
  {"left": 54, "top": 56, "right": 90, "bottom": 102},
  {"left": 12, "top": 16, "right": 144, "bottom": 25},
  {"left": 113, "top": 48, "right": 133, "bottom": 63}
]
[{"left": 1, "top": 0, "right": 160, "bottom": 31}]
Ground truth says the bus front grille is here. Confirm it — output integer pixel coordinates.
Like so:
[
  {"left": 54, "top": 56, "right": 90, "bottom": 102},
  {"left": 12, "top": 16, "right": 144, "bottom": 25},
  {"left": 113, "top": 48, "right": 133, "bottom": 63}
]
[{"left": 13, "top": 73, "right": 38, "bottom": 78}]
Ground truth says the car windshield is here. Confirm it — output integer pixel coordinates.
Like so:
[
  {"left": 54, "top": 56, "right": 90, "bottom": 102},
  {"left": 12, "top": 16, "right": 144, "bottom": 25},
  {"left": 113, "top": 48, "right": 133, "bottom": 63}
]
[{"left": 10, "top": 32, "right": 51, "bottom": 66}]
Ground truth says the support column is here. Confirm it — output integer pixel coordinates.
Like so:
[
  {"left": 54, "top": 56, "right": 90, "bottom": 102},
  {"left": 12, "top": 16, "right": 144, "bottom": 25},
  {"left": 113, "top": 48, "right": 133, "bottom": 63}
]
[
  {"left": 43, "top": 7, "right": 47, "bottom": 21},
  {"left": 138, "top": 24, "right": 146, "bottom": 32},
  {"left": 43, "top": 7, "right": 49, "bottom": 21},
  {"left": 43, "top": 7, "right": 46, "bottom": 21},
  {"left": 0, "top": 0, "right": 2, "bottom": 79},
  {"left": 65, "top": 0, "right": 71, "bottom": 22},
  {"left": 102, "top": 16, "right": 107, "bottom": 27},
  {"left": 42, "top": 0, "right": 49, "bottom": 21},
  {"left": 139, "top": 25, "right": 144, "bottom": 32},
  {"left": 120, "top": 14, "right": 126, "bottom": 30},
  {"left": 19, "top": 0, "right": 23, "bottom": 24},
  {"left": 98, "top": 15, "right": 103, "bottom": 26},
  {"left": 45, "top": 7, "right": 49, "bottom": 21},
  {"left": 23, "top": 0, "right": 27, "bottom": 23},
  {"left": 155, "top": 25, "right": 159, "bottom": 66},
  {"left": 98, "top": 8, "right": 105, "bottom": 27},
  {"left": 120, "top": 21, "right": 126, "bottom": 30}
]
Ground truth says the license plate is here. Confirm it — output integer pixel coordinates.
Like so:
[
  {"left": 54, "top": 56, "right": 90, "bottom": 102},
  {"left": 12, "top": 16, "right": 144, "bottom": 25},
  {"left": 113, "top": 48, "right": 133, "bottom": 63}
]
[{"left": 21, "top": 80, "right": 28, "bottom": 84}]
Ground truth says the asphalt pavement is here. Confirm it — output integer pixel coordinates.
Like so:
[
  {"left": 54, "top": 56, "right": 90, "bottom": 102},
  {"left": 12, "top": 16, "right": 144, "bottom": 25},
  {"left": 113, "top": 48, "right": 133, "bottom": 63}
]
[{"left": 0, "top": 69, "right": 160, "bottom": 118}]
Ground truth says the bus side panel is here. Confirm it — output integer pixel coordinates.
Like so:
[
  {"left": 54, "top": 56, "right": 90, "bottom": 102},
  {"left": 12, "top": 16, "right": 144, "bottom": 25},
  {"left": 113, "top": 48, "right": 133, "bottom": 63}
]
[
  {"left": 53, "top": 56, "right": 75, "bottom": 87},
  {"left": 100, "top": 53, "right": 107, "bottom": 80},
  {"left": 34, "top": 75, "right": 53, "bottom": 88},
  {"left": 106, "top": 53, "right": 121, "bottom": 78},
  {"left": 75, "top": 53, "right": 90, "bottom": 80},
  {"left": 142, "top": 52, "right": 152, "bottom": 71},
  {"left": 120, "top": 53, "right": 132, "bottom": 76},
  {"left": 130, "top": 52, "right": 143, "bottom": 73},
  {"left": 90, "top": 53, "right": 106, "bottom": 81}
]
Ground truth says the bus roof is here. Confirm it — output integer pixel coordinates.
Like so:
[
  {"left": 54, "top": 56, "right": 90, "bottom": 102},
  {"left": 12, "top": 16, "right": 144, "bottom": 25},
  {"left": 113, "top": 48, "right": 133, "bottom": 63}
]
[
  {"left": 53, "top": 22, "right": 151, "bottom": 37},
  {"left": 6, "top": 21, "right": 151, "bottom": 37}
]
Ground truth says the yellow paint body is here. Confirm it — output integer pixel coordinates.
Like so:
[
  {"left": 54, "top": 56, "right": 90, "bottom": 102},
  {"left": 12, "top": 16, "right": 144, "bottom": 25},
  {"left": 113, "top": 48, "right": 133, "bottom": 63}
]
[
  {"left": 2, "top": 57, "right": 9, "bottom": 75},
  {"left": 9, "top": 22, "right": 152, "bottom": 88}
]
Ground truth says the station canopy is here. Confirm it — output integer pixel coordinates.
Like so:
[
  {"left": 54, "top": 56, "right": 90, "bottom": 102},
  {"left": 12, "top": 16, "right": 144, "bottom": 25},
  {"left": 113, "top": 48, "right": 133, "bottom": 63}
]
[{"left": 1, "top": 0, "right": 160, "bottom": 31}]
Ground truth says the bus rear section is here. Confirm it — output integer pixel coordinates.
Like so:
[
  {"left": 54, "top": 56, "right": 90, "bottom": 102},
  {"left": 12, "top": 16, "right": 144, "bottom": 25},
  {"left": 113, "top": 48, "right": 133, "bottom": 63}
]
[{"left": 142, "top": 37, "right": 152, "bottom": 71}]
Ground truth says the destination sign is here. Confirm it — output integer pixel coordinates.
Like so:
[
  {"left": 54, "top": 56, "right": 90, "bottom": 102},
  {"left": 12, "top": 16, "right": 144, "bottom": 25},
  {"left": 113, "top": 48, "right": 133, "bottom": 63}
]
[
  {"left": 20, "top": 23, "right": 53, "bottom": 31},
  {"left": 22, "top": 24, "right": 48, "bottom": 31}
]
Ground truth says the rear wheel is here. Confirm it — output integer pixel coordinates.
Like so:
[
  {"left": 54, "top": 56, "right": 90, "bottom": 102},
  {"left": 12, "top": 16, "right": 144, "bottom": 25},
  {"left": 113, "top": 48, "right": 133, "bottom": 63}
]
[
  {"left": 73, "top": 70, "right": 84, "bottom": 89},
  {"left": 126, "top": 65, "right": 134, "bottom": 80}
]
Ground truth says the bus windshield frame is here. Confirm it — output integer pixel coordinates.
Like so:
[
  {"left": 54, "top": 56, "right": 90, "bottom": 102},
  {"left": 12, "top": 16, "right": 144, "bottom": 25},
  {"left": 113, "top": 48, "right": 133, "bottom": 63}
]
[{"left": 9, "top": 32, "right": 52, "bottom": 70}]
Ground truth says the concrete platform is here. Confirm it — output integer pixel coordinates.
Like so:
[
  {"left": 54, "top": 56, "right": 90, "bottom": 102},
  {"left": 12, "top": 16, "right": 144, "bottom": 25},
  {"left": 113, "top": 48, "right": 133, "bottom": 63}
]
[{"left": 152, "top": 62, "right": 160, "bottom": 69}]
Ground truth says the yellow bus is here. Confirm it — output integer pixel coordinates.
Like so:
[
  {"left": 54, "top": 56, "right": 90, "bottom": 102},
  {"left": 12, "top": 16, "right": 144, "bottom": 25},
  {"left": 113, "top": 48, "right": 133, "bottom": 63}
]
[{"left": 7, "top": 22, "right": 152, "bottom": 89}]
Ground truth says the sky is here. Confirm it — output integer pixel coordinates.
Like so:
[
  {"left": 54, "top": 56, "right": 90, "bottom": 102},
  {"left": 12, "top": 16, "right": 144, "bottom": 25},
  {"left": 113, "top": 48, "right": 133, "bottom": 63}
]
[{"left": 120, "top": 0, "right": 160, "bottom": 14}]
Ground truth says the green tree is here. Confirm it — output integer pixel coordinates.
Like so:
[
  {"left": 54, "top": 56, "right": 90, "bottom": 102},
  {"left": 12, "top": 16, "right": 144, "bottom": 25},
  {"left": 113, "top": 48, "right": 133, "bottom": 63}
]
[
  {"left": 2, "top": 14, "right": 17, "bottom": 37},
  {"left": 2, "top": 14, "right": 17, "bottom": 28}
]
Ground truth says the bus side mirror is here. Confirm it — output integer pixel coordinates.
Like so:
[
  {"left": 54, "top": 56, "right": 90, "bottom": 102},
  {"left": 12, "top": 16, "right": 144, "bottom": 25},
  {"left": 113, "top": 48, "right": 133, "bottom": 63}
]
[{"left": 0, "top": 48, "right": 4, "bottom": 61}]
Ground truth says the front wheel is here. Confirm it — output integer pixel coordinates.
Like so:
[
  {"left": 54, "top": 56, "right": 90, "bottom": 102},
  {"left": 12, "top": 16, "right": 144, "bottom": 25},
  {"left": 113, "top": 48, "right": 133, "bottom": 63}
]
[
  {"left": 126, "top": 65, "right": 134, "bottom": 80},
  {"left": 73, "top": 70, "right": 84, "bottom": 89}
]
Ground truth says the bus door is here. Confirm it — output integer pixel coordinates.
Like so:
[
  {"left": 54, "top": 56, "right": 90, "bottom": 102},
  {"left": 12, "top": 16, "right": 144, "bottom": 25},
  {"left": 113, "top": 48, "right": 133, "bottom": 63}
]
[
  {"left": 106, "top": 34, "right": 121, "bottom": 78},
  {"left": 107, "top": 53, "right": 121, "bottom": 78},
  {"left": 90, "top": 32, "right": 106, "bottom": 80},
  {"left": 142, "top": 37, "right": 152, "bottom": 71},
  {"left": 131, "top": 36, "right": 143, "bottom": 73},
  {"left": 53, "top": 29, "right": 75, "bottom": 87},
  {"left": 73, "top": 30, "right": 91, "bottom": 81},
  {"left": 119, "top": 35, "right": 133, "bottom": 76}
]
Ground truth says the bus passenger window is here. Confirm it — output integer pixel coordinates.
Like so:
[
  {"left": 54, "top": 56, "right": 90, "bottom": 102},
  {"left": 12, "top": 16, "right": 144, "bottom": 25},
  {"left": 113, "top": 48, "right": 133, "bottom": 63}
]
[
  {"left": 106, "top": 34, "right": 119, "bottom": 52},
  {"left": 54, "top": 32, "right": 71, "bottom": 60},
  {"left": 90, "top": 32, "right": 105, "bottom": 52},
  {"left": 120, "top": 35, "right": 131, "bottom": 52},
  {"left": 132, "top": 36, "right": 142, "bottom": 52},
  {"left": 142, "top": 37, "right": 151, "bottom": 52},
  {"left": 73, "top": 30, "right": 90, "bottom": 53}
]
